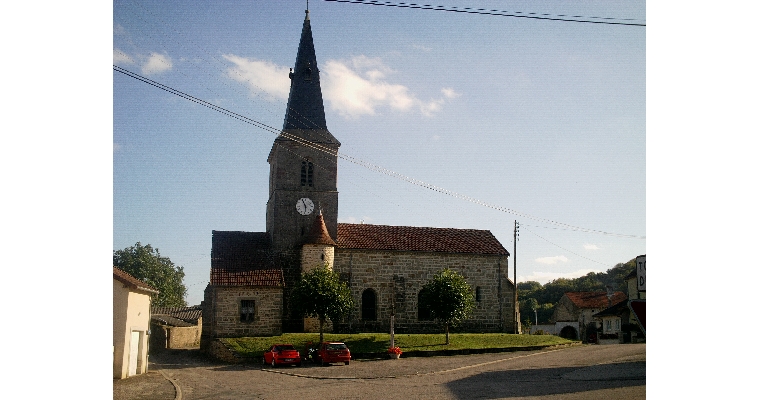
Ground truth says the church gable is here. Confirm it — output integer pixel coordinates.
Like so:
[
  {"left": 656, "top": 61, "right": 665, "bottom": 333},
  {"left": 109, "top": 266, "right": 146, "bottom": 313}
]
[{"left": 210, "top": 230, "right": 284, "bottom": 287}]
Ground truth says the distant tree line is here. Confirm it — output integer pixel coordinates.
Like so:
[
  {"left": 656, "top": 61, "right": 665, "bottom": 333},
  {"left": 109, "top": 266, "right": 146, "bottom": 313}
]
[{"left": 519, "top": 258, "right": 636, "bottom": 328}]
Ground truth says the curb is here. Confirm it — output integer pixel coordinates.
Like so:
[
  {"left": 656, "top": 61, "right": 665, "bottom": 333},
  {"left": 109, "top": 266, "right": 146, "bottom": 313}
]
[{"left": 158, "top": 369, "right": 183, "bottom": 400}]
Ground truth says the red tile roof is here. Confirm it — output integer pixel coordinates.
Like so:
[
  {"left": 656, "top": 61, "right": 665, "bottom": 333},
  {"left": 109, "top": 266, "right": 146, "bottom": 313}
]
[
  {"left": 210, "top": 268, "right": 284, "bottom": 287},
  {"left": 564, "top": 291, "right": 627, "bottom": 309},
  {"left": 336, "top": 223, "right": 509, "bottom": 255},
  {"left": 113, "top": 267, "right": 159, "bottom": 294}
]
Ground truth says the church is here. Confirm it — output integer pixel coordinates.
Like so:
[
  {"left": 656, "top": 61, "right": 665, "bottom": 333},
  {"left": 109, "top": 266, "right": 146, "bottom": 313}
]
[{"left": 201, "top": 9, "right": 517, "bottom": 350}]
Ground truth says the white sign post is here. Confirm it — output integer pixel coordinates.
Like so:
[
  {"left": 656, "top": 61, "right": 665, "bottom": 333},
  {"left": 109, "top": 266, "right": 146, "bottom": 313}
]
[{"left": 636, "top": 255, "right": 646, "bottom": 291}]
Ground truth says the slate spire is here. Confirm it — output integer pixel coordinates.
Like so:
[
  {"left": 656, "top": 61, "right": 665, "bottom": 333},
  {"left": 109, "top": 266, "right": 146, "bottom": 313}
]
[{"left": 282, "top": 9, "right": 330, "bottom": 134}]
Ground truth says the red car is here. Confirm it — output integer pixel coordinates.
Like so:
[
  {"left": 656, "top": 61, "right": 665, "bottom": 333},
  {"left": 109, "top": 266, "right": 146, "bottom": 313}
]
[
  {"left": 317, "top": 342, "right": 351, "bottom": 366},
  {"left": 263, "top": 344, "right": 301, "bottom": 367}
]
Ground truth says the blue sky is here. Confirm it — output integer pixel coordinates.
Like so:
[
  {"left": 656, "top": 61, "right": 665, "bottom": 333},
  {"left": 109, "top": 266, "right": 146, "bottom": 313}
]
[{"left": 113, "top": 0, "right": 646, "bottom": 306}]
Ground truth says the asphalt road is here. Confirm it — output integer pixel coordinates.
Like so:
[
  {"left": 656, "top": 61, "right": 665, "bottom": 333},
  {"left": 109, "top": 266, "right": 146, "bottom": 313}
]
[{"left": 142, "top": 344, "right": 645, "bottom": 399}]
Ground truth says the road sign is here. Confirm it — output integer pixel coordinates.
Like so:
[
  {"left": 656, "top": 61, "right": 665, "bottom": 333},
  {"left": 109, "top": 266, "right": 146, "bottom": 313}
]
[
  {"left": 629, "top": 300, "right": 646, "bottom": 334},
  {"left": 636, "top": 255, "right": 645, "bottom": 291}
]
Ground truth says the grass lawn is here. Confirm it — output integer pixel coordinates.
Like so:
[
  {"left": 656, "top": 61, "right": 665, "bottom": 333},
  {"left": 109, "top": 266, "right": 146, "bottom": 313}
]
[{"left": 222, "top": 333, "right": 575, "bottom": 358}]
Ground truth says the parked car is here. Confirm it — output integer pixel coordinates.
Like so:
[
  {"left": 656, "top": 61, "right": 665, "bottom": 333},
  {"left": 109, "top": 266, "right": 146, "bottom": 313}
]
[
  {"left": 263, "top": 344, "right": 301, "bottom": 367},
  {"left": 317, "top": 342, "right": 351, "bottom": 366}
]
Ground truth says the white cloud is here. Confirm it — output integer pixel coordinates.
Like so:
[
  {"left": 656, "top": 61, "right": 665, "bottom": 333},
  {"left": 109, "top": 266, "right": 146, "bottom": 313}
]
[
  {"left": 441, "top": 88, "right": 460, "bottom": 99},
  {"left": 223, "top": 55, "right": 291, "bottom": 100},
  {"left": 584, "top": 244, "right": 600, "bottom": 250},
  {"left": 519, "top": 269, "right": 603, "bottom": 285},
  {"left": 114, "top": 23, "right": 126, "bottom": 36},
  {"left": 535, "top": 255, "right": 569, "bottom": 265},
  {"left": 113, "top": 49, "right": 134, "bottom": 65},
  {"left": 322, "top": 56, "right": 456, "bottom": 118},
  {"left": 141, "top": 53, "right": 172, "bottom": 75},
  {"left": 221, "top": 54, "right": 457, "bottom": 118}
]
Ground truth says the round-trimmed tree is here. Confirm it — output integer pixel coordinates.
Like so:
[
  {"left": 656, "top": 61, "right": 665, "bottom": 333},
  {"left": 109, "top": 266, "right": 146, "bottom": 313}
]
[
  {"left": 419, "top": 268, "right": 475, "bottom": 345},
  {"left": 290, "top": 264, "right": 353, "bottom": 343}
]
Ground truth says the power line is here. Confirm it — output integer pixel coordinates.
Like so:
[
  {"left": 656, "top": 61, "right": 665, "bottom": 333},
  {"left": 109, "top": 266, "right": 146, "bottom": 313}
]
[
  {"left": 114, "top": 65, "right": 644, "bottom": 240},
  {"left": 521, "top": 225, "right": 611, "bottom": 268},
  {"left": 323, "top": 0, "right": 646, "bottom": 26}
]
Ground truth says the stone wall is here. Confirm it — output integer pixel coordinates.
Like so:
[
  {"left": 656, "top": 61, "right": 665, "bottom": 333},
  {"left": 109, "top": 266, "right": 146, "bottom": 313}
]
[
  {"left": 202, "top": 286, "right": 283, "bottom": 340},
  {"left": 333, "top": 249, "right": 515, "bottom": 333},
  {"left": 152, "top": 324, "right": 202, "bottom": 349}
]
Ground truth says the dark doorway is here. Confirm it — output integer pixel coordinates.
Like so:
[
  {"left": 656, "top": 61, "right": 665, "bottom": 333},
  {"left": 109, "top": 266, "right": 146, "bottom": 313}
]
[
  {"left": 362, "top": 289, "right": 377, "bottom": 321},
  {"left": 559, "top": 325, "right": 578, "bottom": 340}
]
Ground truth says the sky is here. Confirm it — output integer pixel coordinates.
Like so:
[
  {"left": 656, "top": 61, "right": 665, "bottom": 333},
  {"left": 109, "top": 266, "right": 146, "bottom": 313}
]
[{"left": 113, "top": 0, "right": 646, "bottom": 306}]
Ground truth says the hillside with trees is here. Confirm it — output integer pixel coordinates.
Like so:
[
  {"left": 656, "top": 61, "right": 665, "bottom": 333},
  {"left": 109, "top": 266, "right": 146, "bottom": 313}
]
[{"left": 519, "top": 258, "right": 636, "bottom": 328}]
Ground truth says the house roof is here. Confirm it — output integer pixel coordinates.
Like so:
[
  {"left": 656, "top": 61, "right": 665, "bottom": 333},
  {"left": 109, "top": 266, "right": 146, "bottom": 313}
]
[
  {"left": 564, "top": 291, "right": 627, "bottom": 309},
  {"left": 113, "top": 267, "right": 159, "bottom": 295},
  {"left": 210, "top": 231, "right": 284, "bottom": 287},
  {"left": 152, "top": 305, "right": 202, "bottom": 323},
  {"left": 305, "top": 213, "right": 336, "bottom": 246},
  {"left": 336, "top": 223, "right": 510, "bottom": 256},
  {"left": 593, "top": 299, "right": 630, "bottom": 318},
  {"left": 151, "top": 314, "right": 196, "bottom": 328},
  {"left": 210, "top": 268, "right": 284, "bottom": 287}
]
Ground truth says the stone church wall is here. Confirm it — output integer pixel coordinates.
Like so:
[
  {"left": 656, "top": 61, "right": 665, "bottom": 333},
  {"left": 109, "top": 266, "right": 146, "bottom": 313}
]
[{"left": 333, "top": 250, "right": 515, "bottom": 333}]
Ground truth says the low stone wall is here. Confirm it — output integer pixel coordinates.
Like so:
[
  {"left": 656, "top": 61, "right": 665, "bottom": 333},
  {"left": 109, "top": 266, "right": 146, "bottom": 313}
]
[{"left": 168, "top": 326, "right": 201, "bottom": 348}]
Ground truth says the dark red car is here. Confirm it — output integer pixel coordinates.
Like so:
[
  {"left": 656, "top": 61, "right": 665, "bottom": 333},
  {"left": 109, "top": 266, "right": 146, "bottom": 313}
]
[
  {"left": 317, "top": 342, "right": 351, "bottom": 366},
  {"left": 263, "top": 344, "right": 301, "bottom": 367}
]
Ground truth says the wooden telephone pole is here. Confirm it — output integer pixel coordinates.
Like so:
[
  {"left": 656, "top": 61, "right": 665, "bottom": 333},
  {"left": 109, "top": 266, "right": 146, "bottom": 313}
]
[{"left": 514, "top": 220, "right": 519, "bottom": 334}]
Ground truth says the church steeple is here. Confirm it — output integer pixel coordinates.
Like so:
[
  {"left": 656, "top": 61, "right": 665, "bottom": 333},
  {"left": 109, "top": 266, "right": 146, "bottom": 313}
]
[
  {"left": 266, "top": 10, "right": 340, "bottom": 251},
  {"left": 283, "top": 9, "right": 329, "bottom": 132}
]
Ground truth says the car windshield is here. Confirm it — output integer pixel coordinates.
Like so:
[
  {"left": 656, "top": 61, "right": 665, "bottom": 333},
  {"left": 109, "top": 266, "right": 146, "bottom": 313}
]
[
  {"left": 326, "top": 343, "right": 347, "bottom": 350},
  {"left": 277, "top": 345, "right": 296, "bottom": 351}
]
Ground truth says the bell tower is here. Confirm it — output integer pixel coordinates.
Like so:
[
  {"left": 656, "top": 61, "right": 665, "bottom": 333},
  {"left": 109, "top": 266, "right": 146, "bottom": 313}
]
[{"left": 266, "top": 9, "right": 340, "bottom": 251}]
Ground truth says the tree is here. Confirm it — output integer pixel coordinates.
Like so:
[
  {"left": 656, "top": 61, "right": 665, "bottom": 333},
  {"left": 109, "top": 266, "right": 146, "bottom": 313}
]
[
  {"left": 419, "top": 268, "right": 475, "bottom": 345},
  {"left": 113, "top": 242, "right": 187, "bottom": 307},
  {"left": 290, "top": 264, "right": 354, "bottom": 343}
]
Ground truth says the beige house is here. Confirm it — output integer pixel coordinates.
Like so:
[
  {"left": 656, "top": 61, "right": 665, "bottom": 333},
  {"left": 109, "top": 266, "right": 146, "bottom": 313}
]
[{"left": 113, "top": 267, "right": 159, "bottom": 379}]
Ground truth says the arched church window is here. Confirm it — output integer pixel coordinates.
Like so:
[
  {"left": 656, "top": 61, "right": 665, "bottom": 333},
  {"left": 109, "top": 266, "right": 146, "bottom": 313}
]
[
  {"left": 301, "top": 160, "right": 313, "bottom": 187},
  {"left": 475, "top": 286, "right": 482, "bottom": 302},
  {"left": 361, "top": 289, "right": 377, "bottom": 321},
  {"left": 418, "top": 288, "right": 433, "bottom": 321}
]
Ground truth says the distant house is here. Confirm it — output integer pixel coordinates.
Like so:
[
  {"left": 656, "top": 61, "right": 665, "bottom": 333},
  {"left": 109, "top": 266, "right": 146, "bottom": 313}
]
[
  {"left": 151, "top": 305, "right": 203, "bottom": 349},
  {"left": 113, "top": 267, "right": 159, "bottom": 379},
  {"left": 552, "top": 291, "right": 627, "bottom": 341},
  {"left": 591, "top": 266, "right": 646, "bottom": 344},
  {"left": 592, "top": 299, "right": 630, "bottom": 344}
]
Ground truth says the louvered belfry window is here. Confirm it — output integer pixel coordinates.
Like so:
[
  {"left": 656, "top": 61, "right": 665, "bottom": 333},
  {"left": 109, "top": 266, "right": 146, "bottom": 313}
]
[{"left": 301, "top": 160, "right": 313, "bottom": 187}]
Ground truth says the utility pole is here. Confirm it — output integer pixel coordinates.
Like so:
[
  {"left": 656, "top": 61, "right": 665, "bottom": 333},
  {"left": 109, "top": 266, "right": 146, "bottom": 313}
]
[
  {"left": 513, "top": 220, "right": 519, "bottom": 334},
  {"left": 390, "top": 277, "right": 396, "bottom": 349}
]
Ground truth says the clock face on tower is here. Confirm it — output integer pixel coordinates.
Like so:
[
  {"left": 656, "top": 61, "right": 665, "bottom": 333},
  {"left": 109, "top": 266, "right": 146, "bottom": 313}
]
[{"left": 296, "top": 197, "right": 314, "bottom": 215}]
